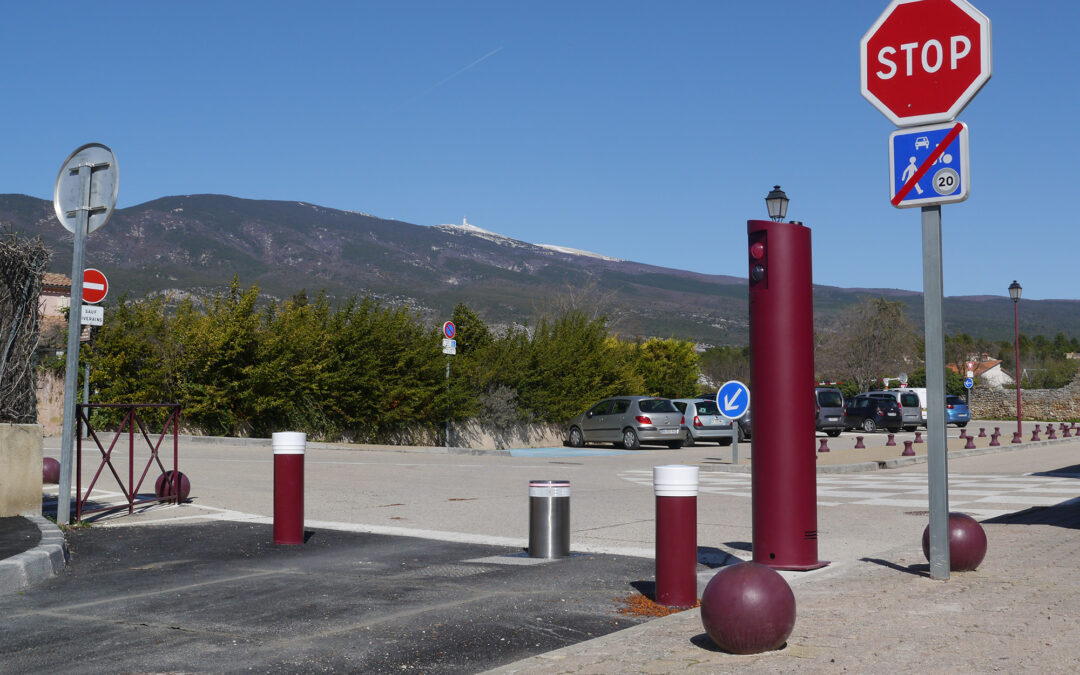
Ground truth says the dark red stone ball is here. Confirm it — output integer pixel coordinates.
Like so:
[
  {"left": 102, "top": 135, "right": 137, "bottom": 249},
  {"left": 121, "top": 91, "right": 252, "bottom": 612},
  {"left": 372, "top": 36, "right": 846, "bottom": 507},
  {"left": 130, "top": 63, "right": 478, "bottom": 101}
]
[
  {"left": 155, "top": 471, "right": 191, "bottom": 501},
  {"left": 700, "top": 561, "right": 796, "bottom": 654},
  {"left": 42, "top": 457, "right": 61, "bottom": 484},
  {"left": 922, "top": 512, "right": 987, "bottom": 571}
]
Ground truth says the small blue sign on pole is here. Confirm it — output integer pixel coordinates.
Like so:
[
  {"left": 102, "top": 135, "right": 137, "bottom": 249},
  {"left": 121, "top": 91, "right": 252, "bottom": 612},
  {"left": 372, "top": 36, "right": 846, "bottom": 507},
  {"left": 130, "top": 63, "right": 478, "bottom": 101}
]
[
  {"left": 964, "top": 377, "right": 974, "bottom": 389},
  {"left": 716, "top": 380, "right": 750, "bottom": 420}
]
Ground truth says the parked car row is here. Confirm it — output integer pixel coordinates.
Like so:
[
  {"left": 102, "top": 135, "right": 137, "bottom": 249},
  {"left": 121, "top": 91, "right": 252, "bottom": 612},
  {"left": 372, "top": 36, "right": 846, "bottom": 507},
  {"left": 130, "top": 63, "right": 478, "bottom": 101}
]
[
  {"left": 821, "top": 386, "right": 967, "bottom": 434},
  {"left": 567, "top": 387, "right": 971, "bottom": 450},
  {"left": 566, "top": 394, "right": 746, "bottom": 450}
]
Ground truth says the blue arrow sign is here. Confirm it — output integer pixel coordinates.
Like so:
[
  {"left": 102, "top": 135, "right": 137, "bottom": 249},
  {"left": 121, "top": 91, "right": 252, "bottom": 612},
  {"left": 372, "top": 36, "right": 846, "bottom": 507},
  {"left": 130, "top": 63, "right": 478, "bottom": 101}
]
[
  {"left": 889, "top": 121, "right": 969, "bottom": 209},
  {"left": 964, "top": 377, "right": 974, "bottom": 389},
  {"left": 716, "top": 380, "right": 750, "bottom": 420}
]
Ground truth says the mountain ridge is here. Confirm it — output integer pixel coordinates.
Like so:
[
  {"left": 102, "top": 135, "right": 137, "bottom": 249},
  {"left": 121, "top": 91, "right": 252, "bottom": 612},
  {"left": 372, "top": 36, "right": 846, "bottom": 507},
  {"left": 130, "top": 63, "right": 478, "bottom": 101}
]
[{"left": 3, "top": 193, "right": 1077, "bottom": 344}]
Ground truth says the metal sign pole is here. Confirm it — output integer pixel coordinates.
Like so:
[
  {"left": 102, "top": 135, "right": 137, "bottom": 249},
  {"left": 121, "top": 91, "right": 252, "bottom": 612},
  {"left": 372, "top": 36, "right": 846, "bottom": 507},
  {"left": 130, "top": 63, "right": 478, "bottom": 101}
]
[
  {"left": 445, "top": 357, "right": 450, "bottom": 450},
  {"left": 922, "top": 205, "right": 951, "bottom": 580},
  {"left": 57, "top": 165, "right": 92, "bottom": 525}
]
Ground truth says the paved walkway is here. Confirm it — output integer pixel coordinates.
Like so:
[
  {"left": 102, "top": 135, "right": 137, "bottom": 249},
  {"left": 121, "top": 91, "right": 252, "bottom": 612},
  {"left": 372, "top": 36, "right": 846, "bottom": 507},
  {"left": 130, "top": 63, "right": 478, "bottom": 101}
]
[{"left": 488, "top": 497, "right": 1080, "bottom": 673}]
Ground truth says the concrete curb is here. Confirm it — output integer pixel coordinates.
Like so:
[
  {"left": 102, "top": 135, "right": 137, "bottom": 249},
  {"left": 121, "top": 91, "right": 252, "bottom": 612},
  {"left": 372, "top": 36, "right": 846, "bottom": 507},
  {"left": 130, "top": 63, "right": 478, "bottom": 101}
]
[
  {"left": 0, "top": 516, "right": 68, "bottom": 594},
  {"left": 175, "top": 434, "right": 512, "bottom": 456},
  {"left": 699, "top": 436, "right": 1076, "bottom": 474}
]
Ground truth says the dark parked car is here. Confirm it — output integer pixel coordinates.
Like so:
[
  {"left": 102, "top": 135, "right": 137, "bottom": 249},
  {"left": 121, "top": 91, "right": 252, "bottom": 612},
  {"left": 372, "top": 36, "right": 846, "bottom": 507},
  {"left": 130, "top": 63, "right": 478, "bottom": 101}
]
[
  {"left": 567, "top": 396, "right": 684, "bottom": 449},
  {"left": 844, "top": 395, "right": 903, "bottom": 433},
  {"left": 946, "top": 395, "right": 970, "bottom": 427},
  {"left": 815, "top": 387, "right": 846, "bottom": 437},
  {"left": 865, "top": 390, "right": 922, "bottom": 431}
]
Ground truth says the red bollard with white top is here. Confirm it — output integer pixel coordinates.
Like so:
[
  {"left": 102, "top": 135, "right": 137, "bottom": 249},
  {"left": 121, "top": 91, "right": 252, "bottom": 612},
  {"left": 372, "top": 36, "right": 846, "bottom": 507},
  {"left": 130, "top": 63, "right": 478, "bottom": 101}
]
[
  {"left": 273, "top": 432, "right": 306, "bottom": 545},
  {"left": 653, "top": 465, "right": 699, "bottom": 607}
]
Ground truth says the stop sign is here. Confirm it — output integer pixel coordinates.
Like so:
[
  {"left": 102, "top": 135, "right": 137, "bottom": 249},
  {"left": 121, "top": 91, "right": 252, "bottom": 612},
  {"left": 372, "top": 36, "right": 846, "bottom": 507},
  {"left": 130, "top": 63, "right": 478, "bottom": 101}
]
[
  {"left": 861, "top": 0, "right": 991, "bottom": 127},
  {"left": 82, "top": 268, "right": 108, "bottom": 304}
]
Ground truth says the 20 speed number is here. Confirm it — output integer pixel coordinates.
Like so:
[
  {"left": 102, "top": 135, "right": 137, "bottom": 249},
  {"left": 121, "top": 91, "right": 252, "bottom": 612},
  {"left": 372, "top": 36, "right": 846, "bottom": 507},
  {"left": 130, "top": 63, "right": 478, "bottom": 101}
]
[{"left": 932, "top": 168, "right": 959, "bottom": 195}]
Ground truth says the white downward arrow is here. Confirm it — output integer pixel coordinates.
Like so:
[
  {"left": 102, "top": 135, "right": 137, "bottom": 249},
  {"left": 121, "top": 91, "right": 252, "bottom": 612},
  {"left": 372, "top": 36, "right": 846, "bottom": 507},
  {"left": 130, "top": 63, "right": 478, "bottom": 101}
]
[{"left": 723, "top": 388, "right": 743, "bottom": 412}]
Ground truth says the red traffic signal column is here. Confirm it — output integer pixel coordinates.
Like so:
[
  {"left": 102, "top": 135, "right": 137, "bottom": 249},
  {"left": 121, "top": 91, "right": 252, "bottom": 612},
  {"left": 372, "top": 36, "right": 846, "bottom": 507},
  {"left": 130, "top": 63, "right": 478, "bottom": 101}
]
[
  {"left": 747, "top": 220, "right": 826, "bottom": 571},
  {"left": 860, "top": 0, "right": 992, "bottom": 127}
]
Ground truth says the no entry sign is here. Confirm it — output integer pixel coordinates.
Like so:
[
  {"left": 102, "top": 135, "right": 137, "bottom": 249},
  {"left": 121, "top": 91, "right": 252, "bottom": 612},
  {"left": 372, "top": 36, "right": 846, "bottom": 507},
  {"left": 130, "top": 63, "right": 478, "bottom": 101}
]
[
  {"left": 82, "top": 268, "right": 108, "bottom": 304},
  {"left": 861, "top": 0, "right": 992, "bottom": 127}
]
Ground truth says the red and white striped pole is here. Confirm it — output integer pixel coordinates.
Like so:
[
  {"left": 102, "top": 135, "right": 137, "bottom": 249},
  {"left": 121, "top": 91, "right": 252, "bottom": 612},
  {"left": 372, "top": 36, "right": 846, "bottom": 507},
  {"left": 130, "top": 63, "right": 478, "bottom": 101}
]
[
  {"left": 654, "top": 464, "right": 699, "bottom": 607},
  {"left": 273, "top": 432, "right": 306, "bottom": 545}
]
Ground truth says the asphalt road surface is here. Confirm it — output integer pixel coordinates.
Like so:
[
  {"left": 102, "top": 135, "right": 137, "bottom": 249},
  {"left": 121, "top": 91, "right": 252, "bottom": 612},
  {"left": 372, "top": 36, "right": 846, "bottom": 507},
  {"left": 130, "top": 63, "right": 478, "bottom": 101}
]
[{"left": 1, "top": 521, "right": 655, "bottom": 673}]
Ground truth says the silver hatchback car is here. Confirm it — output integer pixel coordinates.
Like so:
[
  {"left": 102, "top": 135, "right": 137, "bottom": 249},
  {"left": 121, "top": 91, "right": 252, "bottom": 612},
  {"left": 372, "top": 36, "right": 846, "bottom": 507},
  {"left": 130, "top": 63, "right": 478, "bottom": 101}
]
[
  {"left": 671, "top": 398, "right": 735, "bottom": 446},
  {"left": 567, "top": 396, "right": 684, "bottom": 449}
]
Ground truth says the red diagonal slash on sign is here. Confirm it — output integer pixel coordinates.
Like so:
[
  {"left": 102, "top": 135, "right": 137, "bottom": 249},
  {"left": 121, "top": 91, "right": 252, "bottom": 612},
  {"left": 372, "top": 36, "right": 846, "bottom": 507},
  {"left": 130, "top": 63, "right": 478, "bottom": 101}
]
[{"left": 891, "top": 122, "right": 965, "bottom": 206}]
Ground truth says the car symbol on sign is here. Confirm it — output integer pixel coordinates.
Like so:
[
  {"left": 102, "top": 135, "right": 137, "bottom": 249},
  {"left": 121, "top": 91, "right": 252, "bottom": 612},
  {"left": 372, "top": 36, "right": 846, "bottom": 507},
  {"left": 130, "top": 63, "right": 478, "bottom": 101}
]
[{"left": 914, "top": 136, "right": 930, "bottom": 150}]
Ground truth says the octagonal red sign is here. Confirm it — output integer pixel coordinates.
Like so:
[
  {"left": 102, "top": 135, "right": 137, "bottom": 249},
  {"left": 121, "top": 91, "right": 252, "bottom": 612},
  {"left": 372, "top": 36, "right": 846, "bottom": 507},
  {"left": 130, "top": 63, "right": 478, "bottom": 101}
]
[{"left": 861, "top": 0, "right": 991, "bottom": 127}]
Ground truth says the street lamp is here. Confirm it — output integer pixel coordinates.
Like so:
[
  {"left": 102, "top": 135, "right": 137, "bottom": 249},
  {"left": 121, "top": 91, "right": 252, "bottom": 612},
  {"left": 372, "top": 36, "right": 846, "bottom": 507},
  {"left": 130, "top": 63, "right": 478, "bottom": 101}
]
[
  {"left": 765, "top": 185, "right": 789, "bottom": 222},
  {"left": 1009, "top": 280, "right": 1022, "bottom": 440}
]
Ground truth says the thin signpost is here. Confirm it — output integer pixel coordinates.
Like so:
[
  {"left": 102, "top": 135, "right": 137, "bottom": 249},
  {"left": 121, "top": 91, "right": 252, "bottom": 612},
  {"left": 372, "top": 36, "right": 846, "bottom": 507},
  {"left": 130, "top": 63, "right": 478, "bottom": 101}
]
[
  {"left": 862, "top": 0, "right": 992, "bottom": 580},
  {"left": 53, "top": 144, "right": 118, "bottom": 524},
  {"left": 442, "top": 321, "right": 456, "bottom": 449}
]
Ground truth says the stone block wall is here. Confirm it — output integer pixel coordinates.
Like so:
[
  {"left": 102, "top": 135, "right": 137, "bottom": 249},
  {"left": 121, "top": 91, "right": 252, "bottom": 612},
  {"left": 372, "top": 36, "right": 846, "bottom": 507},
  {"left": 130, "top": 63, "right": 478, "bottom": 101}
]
[
  {"left": 0, "top": 424, "right": 43, "bottom": 517},
  {"left": 970, "top": 374, "right": 1080, "bottom": 421}
]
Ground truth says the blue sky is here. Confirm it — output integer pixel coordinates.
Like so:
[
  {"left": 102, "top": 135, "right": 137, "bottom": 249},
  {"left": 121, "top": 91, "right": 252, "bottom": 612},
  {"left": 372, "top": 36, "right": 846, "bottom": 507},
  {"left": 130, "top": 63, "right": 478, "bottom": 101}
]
[{"left": 3, "top": 1, "right": 1076, "bottom": 300}]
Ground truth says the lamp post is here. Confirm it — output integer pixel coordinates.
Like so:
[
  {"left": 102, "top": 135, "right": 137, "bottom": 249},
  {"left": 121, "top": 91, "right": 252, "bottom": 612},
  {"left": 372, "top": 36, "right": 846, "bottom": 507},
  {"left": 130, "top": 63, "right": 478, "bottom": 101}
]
[
  {"left": 1009, "top": 280, "right": 1022, "bottom": 437},
  {"left": 765, "top": 185, "right": 789, "bottom": 222}
]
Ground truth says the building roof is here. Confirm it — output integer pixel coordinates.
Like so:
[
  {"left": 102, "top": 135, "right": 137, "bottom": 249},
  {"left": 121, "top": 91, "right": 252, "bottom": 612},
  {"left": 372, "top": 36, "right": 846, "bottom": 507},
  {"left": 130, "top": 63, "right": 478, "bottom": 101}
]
[
  {"left": 946, "top": 359, "right": 1003, "bottom": 378},
  {"left": 41, "top": 273, "right": 70, "bottom": 290}
]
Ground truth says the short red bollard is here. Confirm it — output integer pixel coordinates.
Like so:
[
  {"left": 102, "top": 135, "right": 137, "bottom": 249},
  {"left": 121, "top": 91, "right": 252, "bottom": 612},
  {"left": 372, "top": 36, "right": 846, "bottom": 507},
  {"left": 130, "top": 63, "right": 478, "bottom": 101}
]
[
  {"left": 886, "top": 433, "right": 896, "bottom": 447},
  {"left": 901, "top": 440, "right": 915, "bottom": 456},
  {"left": 854, "top": 436, "right": 865, "bottom": 449},
  {"left": 964, "top": 435, "right": 976, "bottom": 449},
  {"left": 1012, "top": 432, "right": 1023, "bottom": 444},
  {"left": 989, "top": 433, "right": 1000, "bottom": 447},
  {"left": 958, "top": 429, "right": 967, "bottom": 439},
  {"left": 273, "top": 432, "right": 306, "bottom": 545},
  {"left": 1064, "top": 426, "right": 1072, "bottom": 438},
  {"left": 978, "top": 427, "right": 986, "bottom": 438},
  {"left": 817, "top": 439, "right": 830, "bottom": 453},
  {"left": 1047, "top": 426, "right": 1057, "bottom": 439},
  {"left": 914, "top": 431, "right": 924, "bottom": 444},
  {"left": 1031, "top": 428, "right": 1041, "bottom": 442},
  {"left": 653, "top": 465, "right": 698, "bottom": 608}
]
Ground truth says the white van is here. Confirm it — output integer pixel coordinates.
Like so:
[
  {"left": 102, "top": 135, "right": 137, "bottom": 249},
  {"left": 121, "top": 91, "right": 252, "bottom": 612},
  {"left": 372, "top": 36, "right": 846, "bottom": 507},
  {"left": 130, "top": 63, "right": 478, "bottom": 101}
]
[{"left": 890, "top": 388, "right": 927, "bottom": 427}]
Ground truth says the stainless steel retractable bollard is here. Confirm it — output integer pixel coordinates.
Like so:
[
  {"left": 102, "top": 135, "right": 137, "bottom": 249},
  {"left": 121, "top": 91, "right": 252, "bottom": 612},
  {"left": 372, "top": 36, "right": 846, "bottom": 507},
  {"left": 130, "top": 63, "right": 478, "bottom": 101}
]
[{"left": 528, "top": 480, "right": 570, "bottom": 558}]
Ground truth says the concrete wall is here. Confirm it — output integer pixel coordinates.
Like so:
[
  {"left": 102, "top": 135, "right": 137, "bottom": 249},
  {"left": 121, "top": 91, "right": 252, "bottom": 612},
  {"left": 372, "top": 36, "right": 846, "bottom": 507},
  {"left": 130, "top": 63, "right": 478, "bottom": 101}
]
[
  {"left": 0, "top": 424, "right": 43, "bottom": 517},
  {"left": 356, "top": 421, "right": 566, "bottom": 450},
  {"left": 970, "top": 374, "right": 1080, "bottom": 422},
  {"left": 34, "top": 371, "right": 64, "bottom": 437}
]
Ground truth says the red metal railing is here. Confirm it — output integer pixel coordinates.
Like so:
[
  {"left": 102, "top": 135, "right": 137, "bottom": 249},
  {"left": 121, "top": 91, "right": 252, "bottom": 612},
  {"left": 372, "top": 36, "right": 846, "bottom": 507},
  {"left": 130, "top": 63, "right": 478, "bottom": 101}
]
[{"left": 76, "top": 403, "right": 182, "bottom": 521}]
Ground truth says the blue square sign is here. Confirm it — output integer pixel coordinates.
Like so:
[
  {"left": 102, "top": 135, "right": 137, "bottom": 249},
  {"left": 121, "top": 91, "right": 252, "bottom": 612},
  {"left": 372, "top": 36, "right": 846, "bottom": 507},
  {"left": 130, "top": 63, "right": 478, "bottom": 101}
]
[{"left": 888, "top": 121, "right": 970, "bottom": 209}]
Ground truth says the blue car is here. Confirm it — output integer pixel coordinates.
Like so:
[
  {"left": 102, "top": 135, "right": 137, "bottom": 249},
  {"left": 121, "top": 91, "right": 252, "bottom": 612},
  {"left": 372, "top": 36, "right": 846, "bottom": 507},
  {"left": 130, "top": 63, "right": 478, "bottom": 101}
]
[{"left": 946, "top": 395, "right": 970, "bottom": 427}]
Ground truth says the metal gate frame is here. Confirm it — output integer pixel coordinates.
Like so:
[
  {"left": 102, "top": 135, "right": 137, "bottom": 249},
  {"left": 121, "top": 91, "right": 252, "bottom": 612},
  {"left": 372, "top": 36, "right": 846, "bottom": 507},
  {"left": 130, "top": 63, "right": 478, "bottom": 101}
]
[{"left": 75, "top": 403, "right": 182, "bottom": 521}]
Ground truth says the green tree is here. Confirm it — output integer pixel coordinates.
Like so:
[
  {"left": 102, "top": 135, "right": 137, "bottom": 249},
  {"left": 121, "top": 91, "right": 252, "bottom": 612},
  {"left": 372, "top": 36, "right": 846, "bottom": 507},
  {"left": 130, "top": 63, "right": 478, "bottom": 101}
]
[
  {"left": 631, "top": 337, "right": 699, "bottom": 398},
  {"left": 816, "top": 297, "right": 920, "bottom": 391},
  {"left": 699, "top": 345, "right": 750, "bottom": 388},
  {"left": 172, "top": 279, "right": 263, "bottom": 436},
  {"left": 88, "top": 293, "right": 179, "bottom": 428},
  {"left": 514, "top": 312, "right": 642, "bottom": 422}
]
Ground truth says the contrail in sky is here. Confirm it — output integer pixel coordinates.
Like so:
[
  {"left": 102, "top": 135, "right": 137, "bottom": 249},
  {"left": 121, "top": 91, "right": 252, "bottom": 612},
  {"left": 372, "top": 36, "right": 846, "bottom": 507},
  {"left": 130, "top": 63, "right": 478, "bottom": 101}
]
[{"left": 414, "top": 46, "right": 504, "bottom": 100}]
